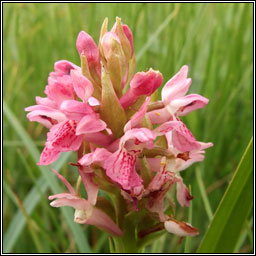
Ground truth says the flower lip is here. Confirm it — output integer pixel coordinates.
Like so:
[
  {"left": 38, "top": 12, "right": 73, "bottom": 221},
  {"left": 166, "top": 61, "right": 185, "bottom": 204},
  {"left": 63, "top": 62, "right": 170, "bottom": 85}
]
[{"left": 164, "top": 218, "right": 199, "bottom": 237}]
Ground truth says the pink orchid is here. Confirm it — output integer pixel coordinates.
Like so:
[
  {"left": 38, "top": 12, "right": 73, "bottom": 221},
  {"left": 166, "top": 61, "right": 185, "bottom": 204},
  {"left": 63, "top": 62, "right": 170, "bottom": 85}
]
[
  {"left": 145, "top": 157, "right": 180, "bottom": 221},
  {"left": 120, "top": 69, "right": 163, "bottom": 109},
  {"left": 148, "top": 65, "right": 209, "bottom": 124},
  {"left": 38, "top": 120, "right": 84, "bottom": 165},
  {"left": 155, "top": 119, "right": 212, "bottom": 153},
  {"left": 26, "top": 62, "right": 109, "bottom": 166},
  {"left": 176, "top": 178, "right": 194, "bottom": 207},
  {"left": 38, "top": 115, "right": 108, "bottom": 166},
  {"left": 25, "top": 60, "right": 79, "bottom": 128},
  {"left": 104, "top": 128, "right": 156, "bottom": 193},
  {"left": 26, "top": 60, "right": 99, "bottom": 128},
  {"left": 78, "top": 148, "right": 112, "bottom": 205},
  {"left": 145, "top": 156, "right": 194, "bottom": 220},
  {"left": 175, "top": 142, "right": 213, "bottom": 171},
  {"left": 49, "top": 169, "right": 123, "bottom": 236},
  {"left": 25, "top": 18, "right": 214, "bottom": 246}
]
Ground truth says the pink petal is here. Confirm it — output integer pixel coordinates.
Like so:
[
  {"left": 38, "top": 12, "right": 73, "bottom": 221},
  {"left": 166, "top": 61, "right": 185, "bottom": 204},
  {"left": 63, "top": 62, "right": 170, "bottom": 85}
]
[
  {"left": 106, "top": 129, "right": 155, "bottom": 191},
  {"left": 38, "top": 146, "right": 61, "bottom": 166},
  {"left": 101, "top": 32, "right": 121, "bottom": 60},
  {"left": 172, "top": 121, "right": 201, "bottom": 152},
  {"left": 106, "top": 138, "right": 120, "bottom": 153},
  {"left": 46, "top": 120, "right": 83, "bottom": 152},
  {"left": 48, "top": 193, "right": 77, "bottom": 200},
  {"left": 71, "top": 69, "right": 94, "bottom": 102},
  {"left": 84, "top": 132, "right": 114, "bottom": 147},
  {"left": 120, "top": 128, "right": 156, "bottom": 152},
  {"left": 161, "top": 65, "right": 191, "bottom": 104},
  {"left": 88, "top": 97, "right": 100, "bottom": 106},
  {"left": 130, "top": 69, "right": 163, "bottom": 96},
  {"left": 171, "top": 94, "right": 209, "bottom": 116},
  {"left": 122, "top": 24, "right": 134, "bottom": 56},
  {"left": 154, "top": 120, "right": 181, "bottom": 136},
  {"left": 50, "top": 168, "right": 75, "bottom": 194},
  {"left": 76, "top": 114, "right": 107, "bottom": 135},
  {"left": 148, "top": 108, "right": 172, "bottom": 125},
  {"left": 176, "top": 180, "right": 193, "bottom": 207},
  {"left": 79, "top": 167, "right": 99, "bottom": 206},
  {"left": 104, "top": 148, "right": 143, "bottom": 190},
  {"left": 147, "top": 166, "right": 177, "bottom": 192},
  {"left": 146, "top": 167, "right": 176, "bottom": 222},
  {"left": 50, "top": 197, "right": 91, "bottom": 211},
  {"left": 25, "top": 115, "right": 54, "bottom": 129},
  {"left": 86, "top": 208, "right": 123, "bottom": 236},
  {"left": 60, "top": 100, "right": 94, "bottom": 121},
  {"left": 120, "top": 69, "right": 163, "bottom": 109},
  {"left": 199, "top": 142, "right": 214, "bottom": 150},
  {"left": 76, "top": 31, "right": 100, "bottom": 65},
  {"left": 78, "top": 148, "right": 111, "bottom": 166},
  {"left": 164, "top": 219, "right": 199, "bottom": 237},
  {"left": 124, "top": 97, "right": 150, "bottom": 132},
  {"left": 176, "top": 151, "right": 205, "bottom": 171},
  {"left": 25, "top": 105, "right": 66, "bottom": 127},
  {"left": 45, "top": 75, "right": 74, "bottom": 105},
  {"left": 35, "top": 96, "right": 57, "bottom": 108},
  {"left": 54, "top": 60, "right": 79, "bottom": 76}
]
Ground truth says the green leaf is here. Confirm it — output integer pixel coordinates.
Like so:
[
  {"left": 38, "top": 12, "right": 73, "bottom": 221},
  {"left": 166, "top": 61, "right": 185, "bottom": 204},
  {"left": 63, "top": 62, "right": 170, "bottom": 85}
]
[
  {"left": 3, "top": 101, "right": 92, "bottom": 253},
  {"left": 197, "top": 137, "right": 253, "bottom": 253}
]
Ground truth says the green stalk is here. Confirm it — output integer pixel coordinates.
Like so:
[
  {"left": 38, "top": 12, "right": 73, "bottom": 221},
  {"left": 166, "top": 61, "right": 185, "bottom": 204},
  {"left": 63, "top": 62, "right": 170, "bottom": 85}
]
[{"left": 195, "top": 167, "right": 213, "bottom": 220}]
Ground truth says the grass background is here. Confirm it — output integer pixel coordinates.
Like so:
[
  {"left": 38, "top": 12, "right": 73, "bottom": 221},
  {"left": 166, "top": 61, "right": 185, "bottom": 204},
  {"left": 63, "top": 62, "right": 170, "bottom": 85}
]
[{"left": 3, "top": 2, "right": 253, "bottom": 253}]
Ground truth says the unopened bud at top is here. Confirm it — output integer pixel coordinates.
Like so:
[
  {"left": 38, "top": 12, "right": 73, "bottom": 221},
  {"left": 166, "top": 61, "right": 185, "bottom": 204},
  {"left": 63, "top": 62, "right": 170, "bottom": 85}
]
[
  {"left": 76, "top": 31, "right": 100, "bottom": 66},
  {"left": 100, "top": 32, "right": 123, "bottom": 60},
  {"left": 111, "top": 17, "right": 134, "bottom": 58}
]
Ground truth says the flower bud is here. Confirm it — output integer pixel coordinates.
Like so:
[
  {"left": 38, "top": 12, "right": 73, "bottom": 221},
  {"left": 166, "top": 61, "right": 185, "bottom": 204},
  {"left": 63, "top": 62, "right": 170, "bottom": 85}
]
[
  {"left": 100, "top": 32, "right": 127, "bottom": 96},
  {"left": 76, "top": 31, "right": 99, "bottom": 66},
  {"left": 111, "top": 17, "right": 134, "bottom": 59},
  {"left": 120, "top": 69, "right": 163, "bottom": 109},
  {"left": 111, "top": 17, "right": 136, "bottom": 89},
  {"left": 130, "top": 68, "right": 163, "bottom": 96}
]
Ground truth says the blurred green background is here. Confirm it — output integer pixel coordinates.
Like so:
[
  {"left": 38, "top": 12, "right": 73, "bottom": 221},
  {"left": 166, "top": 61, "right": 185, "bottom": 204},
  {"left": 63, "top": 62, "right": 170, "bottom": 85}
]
[{"left": 3, "top": 2, "right": 253, "bottom": 253}]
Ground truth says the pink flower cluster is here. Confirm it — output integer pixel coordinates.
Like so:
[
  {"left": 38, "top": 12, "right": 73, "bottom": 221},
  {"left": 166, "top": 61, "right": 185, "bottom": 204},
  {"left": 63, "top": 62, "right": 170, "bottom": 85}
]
[{"left": 25, "top": 18, "right": 213, "bottom": 238}]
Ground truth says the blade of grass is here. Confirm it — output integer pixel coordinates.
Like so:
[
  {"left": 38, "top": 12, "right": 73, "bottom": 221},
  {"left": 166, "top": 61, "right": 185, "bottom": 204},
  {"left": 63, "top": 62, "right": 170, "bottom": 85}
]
[
  {"left": 3, "top": 101, "right": 91, "bottom": 253},
  {"left": 197, "top": 137, "right": 253, "bottom": 253},
  {"left": 245, "top": 219, "right": 253, "bottom": 251},
  {"left": 195, "top": 167, "right": 213, "bottom": 221},
  {"left": 184, "top": 186, "right": 193, "bottom": 253},
  {"left": 93, "top": 233, "right": 108, "bottom": 253},
  {"left": 151, "top": 234, "right": 166, "bottom": 253},
  {"left": 136, "top": 4, "right": 180, "bottom": 62},
  {"left": 3, "top": 180, "right": 45, "bottom": 253},
  {"left": 233, "top": 217, "right": 252, "bottom": 253}
]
